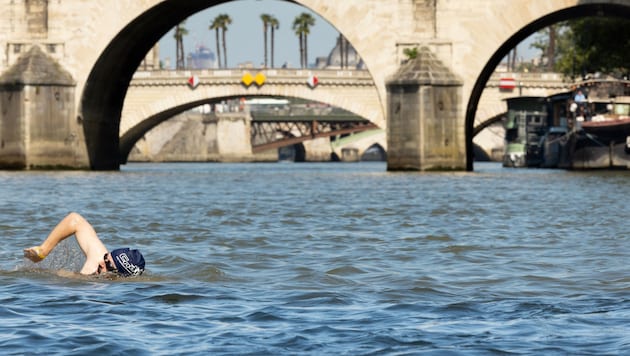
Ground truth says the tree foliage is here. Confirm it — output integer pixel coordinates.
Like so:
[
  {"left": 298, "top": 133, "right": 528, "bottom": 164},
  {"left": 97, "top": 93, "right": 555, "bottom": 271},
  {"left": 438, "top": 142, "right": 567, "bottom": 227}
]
[
  {"left": 532, "top": 17, "right": 630, "bottom": 78},
  {"left": 261, "top": 14, "right": 279, "bottom": 68},
  {"left": 210, "top": 14, "right": 232, "bottom": 68},
  {"left": 174, "top": 21, "right": 188, "bottom": 70},
  {"left": 293, "top": 13, "right": 316, "bottom": 68},
  {"left": 403, "top": 47, "right": 418, "bottom": 60}
]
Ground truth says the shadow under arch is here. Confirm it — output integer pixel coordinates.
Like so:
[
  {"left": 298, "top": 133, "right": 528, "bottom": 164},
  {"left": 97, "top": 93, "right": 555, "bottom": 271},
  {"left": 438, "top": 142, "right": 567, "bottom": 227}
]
[
  {"left": 81, "top": 1, "right": 216, "bottom": 170},
  {"left": 361, "top": 143, "right": 386, "bottom": 161},
  {"left": 119, "top": 97, "right": 233, "bottom": 163},
  {"left": 465, "top": 2, "right": 630, "bottom": 171},
  {"left": 120, "top": 93, "right": 375, "bottom": 164},
  {"left": 80, "top": 0, "right": 374, "bottom": 170}
]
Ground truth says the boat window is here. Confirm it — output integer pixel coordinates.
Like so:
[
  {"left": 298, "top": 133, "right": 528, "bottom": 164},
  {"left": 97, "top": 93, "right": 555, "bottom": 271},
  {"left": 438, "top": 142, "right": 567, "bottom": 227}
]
[
  {"left": 614, "top": 104, "right": 629, "bottom": 116},
  {"left": 526, "top": 114, "right": 545, "bottom": 127}
]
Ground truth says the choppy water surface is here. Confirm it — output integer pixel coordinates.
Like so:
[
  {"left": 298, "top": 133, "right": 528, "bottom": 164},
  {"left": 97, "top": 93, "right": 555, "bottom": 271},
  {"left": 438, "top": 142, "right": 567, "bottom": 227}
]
[{"left": 1, "top": 162, "right": 629, "bottom": 354}]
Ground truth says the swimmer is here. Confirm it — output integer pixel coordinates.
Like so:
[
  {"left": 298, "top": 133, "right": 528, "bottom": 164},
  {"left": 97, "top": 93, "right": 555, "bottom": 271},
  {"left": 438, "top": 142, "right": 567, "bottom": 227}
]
[{"left": 23, "top": 212, "right": 145, "bottom": 277}]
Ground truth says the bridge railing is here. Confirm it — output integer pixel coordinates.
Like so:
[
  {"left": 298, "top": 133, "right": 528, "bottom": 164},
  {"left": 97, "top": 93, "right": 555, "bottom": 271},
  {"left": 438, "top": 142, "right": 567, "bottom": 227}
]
[
  {"left": 486, "top": 72, "right": 570, "bottom": 89},
  {"left": 130, "top": 68, "right": 376, "bottom": 86},
  {"left": 132, "top": 69, "right": 570, "bottom": 90}
]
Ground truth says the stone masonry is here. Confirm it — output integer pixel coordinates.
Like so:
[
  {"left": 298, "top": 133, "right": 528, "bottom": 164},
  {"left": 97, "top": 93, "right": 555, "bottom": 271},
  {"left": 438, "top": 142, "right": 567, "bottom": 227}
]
[{"left": 0, "top": 0, "right": 623, "bottom": 169}]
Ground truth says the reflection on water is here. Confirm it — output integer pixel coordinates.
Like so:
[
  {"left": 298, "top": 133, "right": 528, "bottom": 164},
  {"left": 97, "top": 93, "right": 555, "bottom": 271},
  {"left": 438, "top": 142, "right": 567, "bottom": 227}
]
[{"left": 0, "top": 162, "right": 629, "bottom": 354}]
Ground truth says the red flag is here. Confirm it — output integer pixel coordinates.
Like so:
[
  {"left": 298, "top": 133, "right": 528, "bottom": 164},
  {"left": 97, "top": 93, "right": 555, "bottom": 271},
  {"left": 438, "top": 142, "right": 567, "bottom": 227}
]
[
  {"left": 187, "top": 75, "right": 199, "bottom": 89},
  {"left": 307, "top": 75, "right": 319, "bottom": 88}
]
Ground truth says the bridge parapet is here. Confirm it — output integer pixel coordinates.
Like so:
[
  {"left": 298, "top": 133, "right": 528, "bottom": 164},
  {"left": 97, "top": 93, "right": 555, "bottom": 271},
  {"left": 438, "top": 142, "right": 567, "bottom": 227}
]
[
  {"left": 486, "top": 72, "right": 570, "bottom": 90},
  {"left": 130, "top": 69, "right": 375, "bottom": 87},
  {"left": 122, "top": 68, "right": 385, "bottom": 145}
]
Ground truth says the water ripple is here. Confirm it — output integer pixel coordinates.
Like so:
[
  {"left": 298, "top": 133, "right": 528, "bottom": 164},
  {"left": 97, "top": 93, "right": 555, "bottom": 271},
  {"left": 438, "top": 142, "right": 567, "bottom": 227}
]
[{"left": 1, "top": 162, "right": 629, "bottom": 354}]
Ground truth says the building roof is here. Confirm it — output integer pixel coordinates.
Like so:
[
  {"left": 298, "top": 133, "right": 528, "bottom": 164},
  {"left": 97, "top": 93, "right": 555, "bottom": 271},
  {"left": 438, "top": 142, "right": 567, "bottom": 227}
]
[
  {"left": 387, "top": 47, "right": 461, "bottom": 86},
  {"left": 0, "top": 45, "right": 75, "bottom": 86}
]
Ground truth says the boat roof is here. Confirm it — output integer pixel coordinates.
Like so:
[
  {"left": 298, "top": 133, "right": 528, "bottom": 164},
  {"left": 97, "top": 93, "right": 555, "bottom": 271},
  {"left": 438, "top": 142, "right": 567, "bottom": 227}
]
[
  {"left": 613, "top": 96, "right": 630, "bottom": 104},
  {"left": 504, "top": 96, "right": 546, "bottom": 111}
]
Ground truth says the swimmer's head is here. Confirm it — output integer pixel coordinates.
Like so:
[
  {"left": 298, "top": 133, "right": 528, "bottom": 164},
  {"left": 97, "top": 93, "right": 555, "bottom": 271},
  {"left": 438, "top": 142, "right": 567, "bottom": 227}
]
[{"left": 110, "top": 248, "right": 145, "bottom": 277}]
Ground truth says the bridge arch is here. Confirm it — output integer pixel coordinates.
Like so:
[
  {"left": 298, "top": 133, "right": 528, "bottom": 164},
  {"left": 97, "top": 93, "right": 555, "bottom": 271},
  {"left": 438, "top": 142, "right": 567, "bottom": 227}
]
[
  {"left": 79, "top": 0, "right": 381, "bottom": 169},
  {"left": 76, "top": 0, "right": 630, "bottom": 170},
  {"left": 120, "top": 74, "right": 381, "bottom": 162},
  {"left": 466, "top": 2, "right": 630, "bottom": 170},
  {"left": 330, "top": 129, "right": 386, "bottom": 161}
]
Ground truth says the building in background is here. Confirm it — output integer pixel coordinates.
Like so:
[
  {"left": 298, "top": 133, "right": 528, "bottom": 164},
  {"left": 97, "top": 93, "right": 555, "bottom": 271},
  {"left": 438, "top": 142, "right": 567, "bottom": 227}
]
[
  {"left": 187, "top": 45, "right": 218, "bottom": 69},
  {"left": 315, "top": 37, "right": 365, "bottom": 69}
]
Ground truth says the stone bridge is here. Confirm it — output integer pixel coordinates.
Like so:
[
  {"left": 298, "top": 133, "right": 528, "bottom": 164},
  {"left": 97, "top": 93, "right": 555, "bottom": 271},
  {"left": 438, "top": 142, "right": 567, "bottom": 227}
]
[
  {"left": 123, "top": 69, "right": 568, "bottom": 162},
  {"left": 121, "top": 69, "right": 381, "bottom": 159},
  {"left": 0, "top": 0, "right": 627, "bottom": 170}
]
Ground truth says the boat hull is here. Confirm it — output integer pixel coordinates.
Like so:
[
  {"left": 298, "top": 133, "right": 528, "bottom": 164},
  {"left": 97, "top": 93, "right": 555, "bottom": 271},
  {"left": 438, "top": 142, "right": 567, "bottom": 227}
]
[
  {"left": 580, "top": 117, "right": 630, "bottom": 141},
  {"left": 561, "top": 134, "right": 630, "bottom": 169}
]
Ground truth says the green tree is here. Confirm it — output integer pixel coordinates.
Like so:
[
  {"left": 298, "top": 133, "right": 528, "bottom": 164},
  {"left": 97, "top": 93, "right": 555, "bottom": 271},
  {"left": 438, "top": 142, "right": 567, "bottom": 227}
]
[
  {"left": 530, "top": 25, "right": 558, "bottom": 71},
  {"left": 559, "top": 17, "right": 629, "bottom": 78},
  {"left": 403, "top": 47, "right": 418, "bottom": 61},
  {"left": 292, "top": 13, "right": 316, "bottom": 68},
  {"left": 209, "top": 16, "right": 223, "bottom": 68},
  {"left": 173, "top": 21, "right": 188, "bottom": 69},
  {"left": 269, "top": 15, "right": 279, "bottom": 68},
  {"left": 261, "top": 14, "right": 272, "bottom": 67},
  {"left": 220, "top": 14, "right": 232, "bottom": 68},
  {"left": 210, "top": 14, "right": 232, "bottom": 68},
  {"left": 532, "top": 18, "right": 630, "bottom": 78}
]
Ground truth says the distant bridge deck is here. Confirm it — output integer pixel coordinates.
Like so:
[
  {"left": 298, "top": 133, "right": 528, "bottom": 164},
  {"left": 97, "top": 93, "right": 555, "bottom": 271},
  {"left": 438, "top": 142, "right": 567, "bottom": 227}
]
[
  {"left": 123, "top": 69, "right": 570, "bottom": 161},
  {"left": 250, "top": 114, "right": 378, "bottom": 153},
  {"left": 250, "top": 113, "right": 369, "bottom": 123},
  {"left": 129, "top": 68, "right": 375, "bottom": 87}
]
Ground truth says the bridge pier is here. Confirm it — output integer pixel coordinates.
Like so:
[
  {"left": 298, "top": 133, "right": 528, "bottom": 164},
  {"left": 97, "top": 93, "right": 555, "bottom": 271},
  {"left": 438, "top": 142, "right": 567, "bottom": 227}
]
[
  {"left": 303, "top": 137, "right": 332, "bottom": 162},
  {"left": 127, "top": 111, "right": 270, "bottom": 163},
  {"left": 386, "top": 47, "right": 465, "bottom": 171},
  {"left": 0, "top": 46, "right": 89, "bottom": 169}
]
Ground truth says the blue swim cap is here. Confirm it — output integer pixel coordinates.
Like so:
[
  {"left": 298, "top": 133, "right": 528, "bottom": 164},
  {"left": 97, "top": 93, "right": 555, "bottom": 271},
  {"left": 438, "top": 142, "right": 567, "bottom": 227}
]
[{"left": 110, "top": 248, "right": 145, "bottom": 277}]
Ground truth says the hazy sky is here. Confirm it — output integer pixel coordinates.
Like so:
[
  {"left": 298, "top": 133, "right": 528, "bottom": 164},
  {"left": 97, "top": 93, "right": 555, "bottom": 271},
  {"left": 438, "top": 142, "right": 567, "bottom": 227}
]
[
  {"left": 158, "top": 0, "right": 339, "bottom": 69},
  {"left": 157, "top": 0, "right": 538, "bottom": 69}
]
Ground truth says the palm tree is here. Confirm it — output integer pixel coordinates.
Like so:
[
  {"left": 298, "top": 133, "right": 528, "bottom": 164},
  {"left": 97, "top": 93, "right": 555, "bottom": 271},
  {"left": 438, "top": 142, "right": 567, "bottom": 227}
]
[
  {"left": 269, "top": 15, "right": 279, "bottom": 68},
  {"left": 219, "top": 14, "right": 232, "bottom": 68},
  {"left": 338, "top": 34, "right": 348, "bottom": 68},
  {"left": 261, "top": 14, "right": 280, "bottom": 68},
  {"left": 174, "top": 21, "right": 188, "bottom": 69},
  {"left": 209, "top": 16, "right": 223, "bottom": 68},
  {"left": 261, "top": 14, "right": 272, "bottom": 67},
  {"left": 511, "top": 45, "right": 518, "bottom": 71},
  {"left": 210, "top": 14, "right": 232, "bottom": 68},
  {"left": 292, "top": 13, "right": 315, "bottom": 68}
]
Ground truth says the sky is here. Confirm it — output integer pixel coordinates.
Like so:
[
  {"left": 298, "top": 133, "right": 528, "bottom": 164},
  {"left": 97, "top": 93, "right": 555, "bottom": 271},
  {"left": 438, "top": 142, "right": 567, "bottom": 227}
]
[
  {"left": 158, "top": 0, "right": 340, "bottom": 69},
  {"left": 157, "top": 0, "right": 539, "bottom": 70}
]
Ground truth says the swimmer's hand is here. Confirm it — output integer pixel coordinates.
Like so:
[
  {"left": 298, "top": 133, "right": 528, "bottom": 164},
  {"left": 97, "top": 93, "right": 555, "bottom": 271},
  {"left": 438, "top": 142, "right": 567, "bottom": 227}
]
[{"left": 23, "top": 246, "right": 46, "bottom": 262}]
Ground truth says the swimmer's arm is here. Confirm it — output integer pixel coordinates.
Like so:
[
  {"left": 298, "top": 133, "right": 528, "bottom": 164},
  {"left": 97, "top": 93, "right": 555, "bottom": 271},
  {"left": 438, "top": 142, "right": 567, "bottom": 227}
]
[{"left": 24, "top": 212, "right": 108, "bottom": 265}]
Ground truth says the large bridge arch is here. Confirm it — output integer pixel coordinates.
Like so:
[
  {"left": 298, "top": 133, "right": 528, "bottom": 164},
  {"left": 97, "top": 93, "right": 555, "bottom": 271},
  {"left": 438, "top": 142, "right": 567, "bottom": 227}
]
[
  {"left": 119, "top": 71, "right": 382, "bottom": 162},
  {"left": 121, "top": 70, "right": 382, "bottom": 134},
  {"left": 465, "top": 2, "right": 630, "bottom": 170},
  {"left": 73, "top": 0, "right": 630, "bottom": 170},
  {"left": 80, "top": 0, "right": 387, "bottom": 169}
]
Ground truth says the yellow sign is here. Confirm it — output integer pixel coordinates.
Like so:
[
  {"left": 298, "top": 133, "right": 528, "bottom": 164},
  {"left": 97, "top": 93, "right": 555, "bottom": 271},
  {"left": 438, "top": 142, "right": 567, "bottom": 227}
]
[
  {"left": 242, "top": 72, "right": 266, "bottom": 87},
  {"left": 241, "top": 72, "right": 254, "bottom": 87},
  {"left": 254, "top": 72, "right": 266, "bottom": 86}
]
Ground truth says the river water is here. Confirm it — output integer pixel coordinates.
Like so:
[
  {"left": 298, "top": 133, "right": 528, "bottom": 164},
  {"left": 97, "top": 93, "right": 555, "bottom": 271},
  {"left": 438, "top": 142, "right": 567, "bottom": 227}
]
[{"left": 0, "top": 162, "right": 628, "bottom": 354}]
